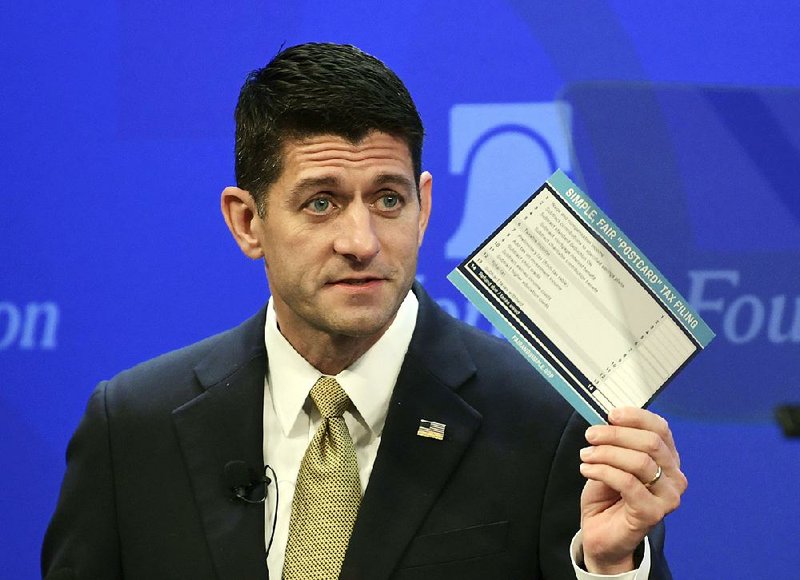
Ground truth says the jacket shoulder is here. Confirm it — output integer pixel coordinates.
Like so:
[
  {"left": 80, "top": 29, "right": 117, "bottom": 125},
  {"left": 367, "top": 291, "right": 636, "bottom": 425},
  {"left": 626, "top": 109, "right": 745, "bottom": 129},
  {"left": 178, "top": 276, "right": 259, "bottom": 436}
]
[
  {"left": 413, "top": 286, "right": 577, "bottom": 427},
  {"left": 100, "top": 307, "right": 267, "bottom": 411},
  {"left": 458, "top": 318, "right": 575, "bottom": 417}
]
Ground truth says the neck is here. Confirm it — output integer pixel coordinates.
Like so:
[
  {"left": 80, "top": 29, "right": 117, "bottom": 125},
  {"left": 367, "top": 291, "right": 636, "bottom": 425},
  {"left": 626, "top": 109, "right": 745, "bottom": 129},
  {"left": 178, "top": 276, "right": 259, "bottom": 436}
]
[{"left": 280, "top": 329, "right": 385, "bottom": 375}]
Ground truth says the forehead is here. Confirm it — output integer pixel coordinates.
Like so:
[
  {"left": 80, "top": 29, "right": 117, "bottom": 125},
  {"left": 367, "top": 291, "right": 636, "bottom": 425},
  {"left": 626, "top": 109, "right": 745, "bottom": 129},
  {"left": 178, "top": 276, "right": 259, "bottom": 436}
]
[{"left": 278, "top": 132, "right": 414, "bottom": 182}]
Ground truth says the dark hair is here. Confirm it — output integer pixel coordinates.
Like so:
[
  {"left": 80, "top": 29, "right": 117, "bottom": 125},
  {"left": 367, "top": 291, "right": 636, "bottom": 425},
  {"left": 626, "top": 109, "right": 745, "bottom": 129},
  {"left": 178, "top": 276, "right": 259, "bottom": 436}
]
[{"left": 234, "top": 43, "right": 424, "bottom": 214}]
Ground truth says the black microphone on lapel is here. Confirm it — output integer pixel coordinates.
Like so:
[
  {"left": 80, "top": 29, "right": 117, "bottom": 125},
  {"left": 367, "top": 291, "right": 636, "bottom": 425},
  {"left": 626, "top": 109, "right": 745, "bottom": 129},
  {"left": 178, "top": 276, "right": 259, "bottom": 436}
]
[
  {"left": 223, "top": 460, "right": 280, "bottom": 556},
  {"left": 224, "top": 460, "right": 269, "bottom": 504}
]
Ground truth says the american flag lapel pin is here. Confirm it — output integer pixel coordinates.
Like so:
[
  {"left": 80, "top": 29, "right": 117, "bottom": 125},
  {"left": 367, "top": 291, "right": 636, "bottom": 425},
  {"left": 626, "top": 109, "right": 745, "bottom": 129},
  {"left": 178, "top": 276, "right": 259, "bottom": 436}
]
[{"left": 417, "top": 419, "right": 446, "bottom": 441}]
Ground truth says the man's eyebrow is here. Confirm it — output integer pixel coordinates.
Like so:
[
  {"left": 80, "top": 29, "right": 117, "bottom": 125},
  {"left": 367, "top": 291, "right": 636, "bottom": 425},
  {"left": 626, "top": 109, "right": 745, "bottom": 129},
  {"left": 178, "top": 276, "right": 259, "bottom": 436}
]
[
  {"left": 288, "top": 176, "right": 341, "bottom": 199},
  {"left": 374, "top": 173, "right": 415, "bottom": 191},
  {"left": 287, "top": 173, "right": 415, "bottom": 201}
]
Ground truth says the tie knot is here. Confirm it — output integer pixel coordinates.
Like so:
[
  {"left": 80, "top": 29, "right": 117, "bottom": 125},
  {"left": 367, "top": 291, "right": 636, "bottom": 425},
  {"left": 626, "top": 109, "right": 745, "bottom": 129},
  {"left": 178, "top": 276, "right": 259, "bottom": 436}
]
[{"left": 310, "top": 376, "right": 350, "bottom": 418}]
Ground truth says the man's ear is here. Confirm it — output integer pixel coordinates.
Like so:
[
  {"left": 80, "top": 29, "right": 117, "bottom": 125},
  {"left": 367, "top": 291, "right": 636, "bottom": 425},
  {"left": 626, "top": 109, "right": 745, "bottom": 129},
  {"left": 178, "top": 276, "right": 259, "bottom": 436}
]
[
  {"left": 416, "top": 171, "right": 433, "bottom": 247},
  {"left": 221, "top": 186, "right": 264, "bottom": 259}
]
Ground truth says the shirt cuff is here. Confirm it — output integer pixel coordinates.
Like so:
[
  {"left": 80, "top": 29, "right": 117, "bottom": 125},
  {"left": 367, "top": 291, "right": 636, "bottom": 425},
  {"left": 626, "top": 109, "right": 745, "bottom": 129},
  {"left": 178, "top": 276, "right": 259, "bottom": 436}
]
[{"left": 570, "top": 530, "right": 651, "bottom": 580}]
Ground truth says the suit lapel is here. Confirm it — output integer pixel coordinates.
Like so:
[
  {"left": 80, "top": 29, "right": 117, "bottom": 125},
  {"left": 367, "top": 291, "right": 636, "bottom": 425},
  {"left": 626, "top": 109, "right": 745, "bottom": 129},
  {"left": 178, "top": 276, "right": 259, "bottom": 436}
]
[
  {"left": 172, "top": 310, "right": 270, "bottom": 580},
  {"left": 341, "top": 286, "right": 483, "bottom": 580}
]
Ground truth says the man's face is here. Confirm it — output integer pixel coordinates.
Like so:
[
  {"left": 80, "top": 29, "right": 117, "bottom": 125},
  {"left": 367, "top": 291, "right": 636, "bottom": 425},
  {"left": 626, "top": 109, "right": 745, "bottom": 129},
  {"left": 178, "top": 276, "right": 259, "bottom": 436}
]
[{"left": 251, "top": 131, "right": 431, "bottom": 347}]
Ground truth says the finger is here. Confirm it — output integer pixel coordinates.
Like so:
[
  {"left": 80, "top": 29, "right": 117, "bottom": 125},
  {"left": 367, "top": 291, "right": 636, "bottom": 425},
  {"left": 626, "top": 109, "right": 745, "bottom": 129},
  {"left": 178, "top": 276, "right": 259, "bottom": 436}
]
[
  {"left": 608, "top": 407, "right": 679, "bottom": 465},
  {"left": 585, "top": 424, "right": 677, "bottom": 473},
  {"left": 580, "top": 461, "right": 683, "bottom": 521},
  {"left": 579, "top": 462, "right": 670, "bottom": 525},
  {"left": 580, "top": 445, "right": 661, "bottom": 487},
  {"left": 580, "top": 441, "right": 688, "bottom": 505}
]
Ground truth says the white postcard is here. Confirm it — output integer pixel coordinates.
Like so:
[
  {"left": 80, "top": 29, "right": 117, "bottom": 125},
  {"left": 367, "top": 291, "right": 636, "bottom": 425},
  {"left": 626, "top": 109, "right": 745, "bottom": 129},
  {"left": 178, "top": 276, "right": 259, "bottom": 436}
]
[{"left": 448, "top": 170, "right": 715, "bottom": 425}]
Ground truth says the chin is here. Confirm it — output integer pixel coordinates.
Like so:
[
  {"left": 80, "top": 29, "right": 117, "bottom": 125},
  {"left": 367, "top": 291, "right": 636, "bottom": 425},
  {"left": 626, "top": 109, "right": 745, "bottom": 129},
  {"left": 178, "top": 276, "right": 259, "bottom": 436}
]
[{"left": 326, "top": 311, "right": 396, "bottom": 338}]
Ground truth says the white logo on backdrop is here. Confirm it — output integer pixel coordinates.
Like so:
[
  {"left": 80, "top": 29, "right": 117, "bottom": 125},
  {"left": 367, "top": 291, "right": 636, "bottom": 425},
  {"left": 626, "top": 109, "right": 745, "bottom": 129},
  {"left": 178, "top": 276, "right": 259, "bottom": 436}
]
[
  {"left": 446, "top": 102, "right": 573, "bottom": 260},
  {"left": 431, "top": 102, "right": 572, "bottom": 331}
]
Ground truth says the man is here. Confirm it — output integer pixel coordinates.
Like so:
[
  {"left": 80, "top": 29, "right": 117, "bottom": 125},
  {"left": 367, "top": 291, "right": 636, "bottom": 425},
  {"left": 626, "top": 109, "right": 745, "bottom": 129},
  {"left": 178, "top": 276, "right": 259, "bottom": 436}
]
[{"left": 43, "top": 43, "right": 685, "bottom": 579}]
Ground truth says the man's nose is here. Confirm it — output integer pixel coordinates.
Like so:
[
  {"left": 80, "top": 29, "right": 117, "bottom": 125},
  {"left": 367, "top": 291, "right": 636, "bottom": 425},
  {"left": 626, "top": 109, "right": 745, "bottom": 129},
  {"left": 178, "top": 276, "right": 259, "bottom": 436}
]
[{"left": 332, "top": 204, "right": 381, "bottom": 262}]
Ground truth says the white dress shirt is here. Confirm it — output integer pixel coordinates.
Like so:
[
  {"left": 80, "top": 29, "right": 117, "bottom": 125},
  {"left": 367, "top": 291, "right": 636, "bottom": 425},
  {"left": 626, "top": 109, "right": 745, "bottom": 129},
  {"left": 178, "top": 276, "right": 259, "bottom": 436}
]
[
  {"left": 263, "top": 292, "right": 418, "bottom": 574},
  {"left": 261, "top": 291, "right": 649, "bottom": 579},
  {"left": 571, "top": 532, "right": 650, "bottom": 579}
]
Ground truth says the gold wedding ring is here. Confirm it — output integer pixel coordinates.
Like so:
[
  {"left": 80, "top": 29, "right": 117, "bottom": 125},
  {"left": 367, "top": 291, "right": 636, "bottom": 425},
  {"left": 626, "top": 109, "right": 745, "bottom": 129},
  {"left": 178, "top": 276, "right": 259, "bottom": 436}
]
[{"left": 645, "top": 465, "right": 663, "bottom": 488}]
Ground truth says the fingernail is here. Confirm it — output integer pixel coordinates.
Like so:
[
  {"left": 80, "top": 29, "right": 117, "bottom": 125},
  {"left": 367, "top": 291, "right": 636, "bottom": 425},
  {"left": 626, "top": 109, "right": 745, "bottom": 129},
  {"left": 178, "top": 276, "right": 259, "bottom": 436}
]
[
  {"left": 585, "top": 427, "right": 599, "bottom": 443},
  {"left": 580, "top": 463, "right": 590, "bottom": 476},
  {"left": 609, "top": 408, "right": 621, "bottom": 422},
  {"left": 580, "top": 446, "right": 593, "bottom": 459}
]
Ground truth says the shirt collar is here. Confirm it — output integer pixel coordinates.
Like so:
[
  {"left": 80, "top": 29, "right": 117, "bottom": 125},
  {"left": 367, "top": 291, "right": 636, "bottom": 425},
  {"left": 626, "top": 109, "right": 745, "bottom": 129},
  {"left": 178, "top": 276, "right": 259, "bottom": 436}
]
[{"left": 265, "top": 291, "right": 419, "bottom": 438}]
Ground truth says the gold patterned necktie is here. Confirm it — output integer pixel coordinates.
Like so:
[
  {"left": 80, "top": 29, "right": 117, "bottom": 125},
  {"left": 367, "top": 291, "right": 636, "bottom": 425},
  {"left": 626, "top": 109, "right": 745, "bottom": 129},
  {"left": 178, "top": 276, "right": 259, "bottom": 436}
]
[{"left": 282, "top": 376, "right": 362, "bottom": 580}]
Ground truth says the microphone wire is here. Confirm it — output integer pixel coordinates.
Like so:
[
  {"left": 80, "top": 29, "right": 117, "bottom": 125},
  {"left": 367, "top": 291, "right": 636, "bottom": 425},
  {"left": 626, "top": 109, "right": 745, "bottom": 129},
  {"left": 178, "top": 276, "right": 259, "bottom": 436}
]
[{"left": 265, "top": 464, "right": 279, "bottom": 557}]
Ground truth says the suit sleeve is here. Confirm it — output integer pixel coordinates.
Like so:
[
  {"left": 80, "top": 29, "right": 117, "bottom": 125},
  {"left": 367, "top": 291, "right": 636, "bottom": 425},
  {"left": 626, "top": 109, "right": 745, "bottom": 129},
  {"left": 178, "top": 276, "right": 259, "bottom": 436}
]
[
  {"left": 42, "top": 382, "right": 123, "bottom": 580},
  {"left": 537, "top": 411, "right": 673, "bottom": 580}
]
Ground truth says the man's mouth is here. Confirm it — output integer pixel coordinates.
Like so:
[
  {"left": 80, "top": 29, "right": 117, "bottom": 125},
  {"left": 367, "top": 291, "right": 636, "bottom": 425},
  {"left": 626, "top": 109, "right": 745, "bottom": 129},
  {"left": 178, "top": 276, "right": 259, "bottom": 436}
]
[
  {"left": 333, "top": 278, "right": 381, "bottom": 286},
  {"left": 328, "top": 276, "right": 387, "bottom": 288}
]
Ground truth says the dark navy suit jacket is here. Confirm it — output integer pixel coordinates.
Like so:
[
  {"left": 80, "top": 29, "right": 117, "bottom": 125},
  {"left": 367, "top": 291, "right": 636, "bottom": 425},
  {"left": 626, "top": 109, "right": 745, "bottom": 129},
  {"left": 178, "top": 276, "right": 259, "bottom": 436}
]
[{"left": 42, "top": 285, "right": 671, "bottom": 579}]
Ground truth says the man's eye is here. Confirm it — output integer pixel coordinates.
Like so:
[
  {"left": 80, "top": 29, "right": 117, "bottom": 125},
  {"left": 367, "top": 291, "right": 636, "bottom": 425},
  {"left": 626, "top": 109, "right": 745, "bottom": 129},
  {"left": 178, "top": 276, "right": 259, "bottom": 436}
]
[
  {"left": 308, "top": 198, "right": 331, "bottom": 213},
  {"left": 379, "top": 194, "right": 400, "bottom": 209}
]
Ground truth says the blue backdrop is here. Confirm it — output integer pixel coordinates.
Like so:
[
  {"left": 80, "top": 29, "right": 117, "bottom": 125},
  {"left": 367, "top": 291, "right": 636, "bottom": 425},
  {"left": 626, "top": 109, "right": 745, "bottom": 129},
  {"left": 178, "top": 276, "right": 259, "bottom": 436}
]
[{"left": 2, "top": 2, "right": 799, "bottom": 578}]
